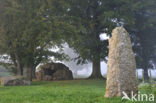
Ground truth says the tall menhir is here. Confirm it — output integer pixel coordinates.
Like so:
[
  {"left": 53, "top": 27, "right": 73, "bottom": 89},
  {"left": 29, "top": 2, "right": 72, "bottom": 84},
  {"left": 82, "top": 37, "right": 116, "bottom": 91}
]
[{"left": 105, "top": 27, "right": 138, "bottom": 97}]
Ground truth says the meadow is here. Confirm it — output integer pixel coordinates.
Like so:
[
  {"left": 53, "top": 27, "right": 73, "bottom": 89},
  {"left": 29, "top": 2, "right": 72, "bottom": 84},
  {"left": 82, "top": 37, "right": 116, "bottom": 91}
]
[{"left": 0, "top": 80, "right": 155, "bottom": 103}]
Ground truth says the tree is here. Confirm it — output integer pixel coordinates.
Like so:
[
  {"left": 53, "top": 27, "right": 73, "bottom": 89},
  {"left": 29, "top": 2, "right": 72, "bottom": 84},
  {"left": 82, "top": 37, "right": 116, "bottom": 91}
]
[
  {"left": 66, "top": 0, "right": 134, "bottom": 79},
  {"left": 0, "top": 0, "right": 68, "bottom": 80},
  {"left": 126, "top": 0, "right": 156, "bottom": 81}
]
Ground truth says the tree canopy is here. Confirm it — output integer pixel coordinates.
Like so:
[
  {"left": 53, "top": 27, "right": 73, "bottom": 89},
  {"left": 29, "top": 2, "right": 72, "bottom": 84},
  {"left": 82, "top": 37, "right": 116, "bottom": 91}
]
[
  {"left": 0, "top": 0, "right": 71, "bottom": 80},
  {"left": 126, "top": 0, "right": 156, "bottom": 80},
  {"left": 65, "top": 0, "right": 135, "bottom": 78}
]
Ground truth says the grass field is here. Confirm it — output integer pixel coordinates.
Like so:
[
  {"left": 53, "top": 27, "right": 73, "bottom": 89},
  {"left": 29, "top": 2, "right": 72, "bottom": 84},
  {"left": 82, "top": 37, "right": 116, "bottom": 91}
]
[{"left": 0, "top": 80, "right": 155, "bottom": 103}]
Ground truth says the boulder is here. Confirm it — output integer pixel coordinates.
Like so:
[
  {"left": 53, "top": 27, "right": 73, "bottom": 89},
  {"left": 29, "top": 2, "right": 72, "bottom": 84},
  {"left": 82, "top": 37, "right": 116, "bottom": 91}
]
[
  {"left": 0, "top": 76, "right": 31, "bottom": 86},
  {"left": 36, "top": 62, "right": 73, "bottom": 81},
  {"left": 105, "top": 27, "right": 138, "bottom": 97}
]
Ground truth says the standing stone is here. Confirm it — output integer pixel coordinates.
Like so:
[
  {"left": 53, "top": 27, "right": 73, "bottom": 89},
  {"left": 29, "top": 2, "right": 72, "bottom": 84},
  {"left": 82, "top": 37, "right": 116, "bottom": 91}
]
[{"left": 105, "top": 27, "right": 138, "bottom": 97}]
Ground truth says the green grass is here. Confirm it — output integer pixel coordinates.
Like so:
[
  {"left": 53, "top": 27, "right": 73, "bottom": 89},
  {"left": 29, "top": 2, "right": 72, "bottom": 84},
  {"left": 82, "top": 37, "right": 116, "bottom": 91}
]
[{"left": 0, "top": 80, "right": 155, "bottom": 103}]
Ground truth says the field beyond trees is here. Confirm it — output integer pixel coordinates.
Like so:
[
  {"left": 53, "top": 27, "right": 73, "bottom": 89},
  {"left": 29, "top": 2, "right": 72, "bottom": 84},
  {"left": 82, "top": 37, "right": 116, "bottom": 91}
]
[{"left": 0, "top": 80, "right": 155, "bottom": 103}]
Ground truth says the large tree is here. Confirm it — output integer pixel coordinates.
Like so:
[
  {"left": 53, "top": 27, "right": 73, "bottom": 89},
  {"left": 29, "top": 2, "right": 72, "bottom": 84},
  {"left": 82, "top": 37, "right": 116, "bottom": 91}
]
[
  {"left": 66, "top": 0, "right": 134, "bottom": 79},
  {"left": 127, "top": 0, "right": 156, "bottom": 81},
  {"left": 0, "top": 0, "right": 69, "bottom": 80}
]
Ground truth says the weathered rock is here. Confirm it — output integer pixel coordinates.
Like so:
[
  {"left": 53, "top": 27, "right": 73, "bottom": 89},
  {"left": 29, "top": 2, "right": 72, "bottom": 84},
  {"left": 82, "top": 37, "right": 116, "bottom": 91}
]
[
  {"left": 43, "top": 75, "right": 52, "bottom": 81},
  {"left": 0, "top": 76, "right": 31, "bottom": 86},
  {"left": 36, "top": 62, "right": 73, "bottom": 81},
  {"left": 105, "top": 27, "right": 138, "bottom": 97}
]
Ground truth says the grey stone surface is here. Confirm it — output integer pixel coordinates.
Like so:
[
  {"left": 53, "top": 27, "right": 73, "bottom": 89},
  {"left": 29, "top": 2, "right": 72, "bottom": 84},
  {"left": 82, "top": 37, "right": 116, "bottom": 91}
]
[
  {"left": 0, "top": 76, "right": 31, "bottom": 86},
  {"left": 105, "top": 27, "right": 138, "bottom": 97}
]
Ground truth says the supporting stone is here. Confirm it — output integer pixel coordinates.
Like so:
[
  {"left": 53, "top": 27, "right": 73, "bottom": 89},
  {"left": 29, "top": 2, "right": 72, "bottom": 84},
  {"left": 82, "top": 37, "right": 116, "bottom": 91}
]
[{"left": 105, "top": 27, "right": 138, "bottom": 97}]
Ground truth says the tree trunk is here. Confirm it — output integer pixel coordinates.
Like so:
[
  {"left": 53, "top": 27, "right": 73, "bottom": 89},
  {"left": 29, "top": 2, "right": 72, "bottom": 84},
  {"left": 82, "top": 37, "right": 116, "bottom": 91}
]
[
  {"left": 142, "top": 52, "right": 150, "bottom": 82},
  {"left": 26, "top": 66, "right": 33, "bottom": 81},
  {"left": 15, "top": 53, "right": 23, "bottom": 76},
  {"left": 32, "top": 67, "right": 36, "bottom": 79},
  {"left": 143, "top": 68, "right": 149, "bottom": 82},
  {"left": 140, "top": 37, "right": 150, "bottom": 82},
  {"left": 89, "top": 54, "right": 103, "bottom": 79},
  {"left": 16, "top": 60, "right": 23, "bottom": 76}
]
